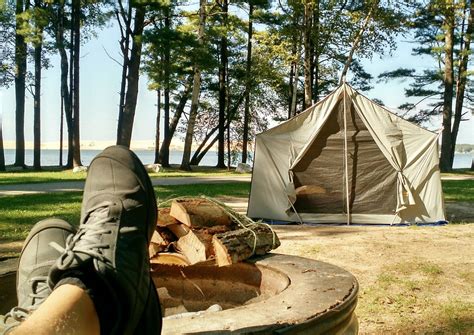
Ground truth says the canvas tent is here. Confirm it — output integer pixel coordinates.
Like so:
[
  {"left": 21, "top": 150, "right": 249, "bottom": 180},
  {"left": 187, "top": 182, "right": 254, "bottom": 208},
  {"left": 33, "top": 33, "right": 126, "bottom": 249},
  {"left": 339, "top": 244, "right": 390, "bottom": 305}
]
[{"left": 247, "top": 83, "right": 445, "bottom": 225}]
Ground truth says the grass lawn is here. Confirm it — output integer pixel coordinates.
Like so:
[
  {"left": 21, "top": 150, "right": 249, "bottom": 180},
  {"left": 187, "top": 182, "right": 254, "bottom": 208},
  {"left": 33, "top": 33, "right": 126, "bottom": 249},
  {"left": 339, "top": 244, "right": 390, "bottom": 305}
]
[
  {"left": 0, "top": 182, "right": 250, "bottom": 243},
  {"left": 0, "top": 170, "right": 88, "bottom": 185},
  {"left": 0, "top": 166, "right": 249, "bottom": 185},
  {"left": 442, "top": 179, "right": 474, "bottom": 201}
]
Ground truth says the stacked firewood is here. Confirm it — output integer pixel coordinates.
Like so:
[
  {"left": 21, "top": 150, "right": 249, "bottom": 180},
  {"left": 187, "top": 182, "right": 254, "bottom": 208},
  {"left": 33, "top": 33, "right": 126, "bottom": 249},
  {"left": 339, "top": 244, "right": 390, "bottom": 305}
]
[{"left": 149, "top": 198, "right": 280, "bottom": 267}]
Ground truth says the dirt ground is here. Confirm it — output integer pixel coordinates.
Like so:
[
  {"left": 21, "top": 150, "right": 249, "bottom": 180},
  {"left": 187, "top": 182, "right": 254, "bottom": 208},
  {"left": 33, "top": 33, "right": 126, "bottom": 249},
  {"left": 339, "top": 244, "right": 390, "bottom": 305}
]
[{"left": 273, "top": 224, "right": 474, "bottom": 334}]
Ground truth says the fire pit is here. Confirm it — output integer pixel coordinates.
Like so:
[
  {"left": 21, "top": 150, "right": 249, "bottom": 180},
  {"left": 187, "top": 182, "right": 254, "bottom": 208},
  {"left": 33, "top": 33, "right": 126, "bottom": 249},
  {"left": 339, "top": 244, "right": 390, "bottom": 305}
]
[
  {"left": 0, "top": 254, "right": 358, "bottom": 334},
  {"left": 153, "top": 253, "right": 358, "bottom": 334}
]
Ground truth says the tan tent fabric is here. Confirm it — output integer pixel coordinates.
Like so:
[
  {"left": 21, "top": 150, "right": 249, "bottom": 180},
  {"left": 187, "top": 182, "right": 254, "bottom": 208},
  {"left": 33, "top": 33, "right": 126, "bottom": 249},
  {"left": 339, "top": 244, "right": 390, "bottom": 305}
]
[{"left": 247, "top": 83, "right": 445, "bottom": 224}]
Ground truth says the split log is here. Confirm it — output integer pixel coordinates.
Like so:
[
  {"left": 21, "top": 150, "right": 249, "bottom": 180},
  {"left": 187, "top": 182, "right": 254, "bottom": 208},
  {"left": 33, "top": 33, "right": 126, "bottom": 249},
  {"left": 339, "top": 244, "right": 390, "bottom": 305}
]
[
  {"left": 150, "top": 252, "right": 191, "bottom": 266},
  {"left": 212, "top": 223, "right": 280, "bottom": 267},
  {"left": 170, "top": 199, "right": 232, "bottom": 228},
  {"left": 155, "top": 227, "right": 176, "bottom": 245},
  {"left": 158, "top": 208, "right": 180, "bottom": 227},
  {"left": 149, "top": 230, "right": 167, "bottom": 257},
  {"left": 176, "top": 230, "right": 208, "bottom": 264},
  {"left": 149, "top": 243, "right": 162, "bottom": 258},
  {"left": 195, "top": 225, "right": 234, "bottom": 235},
  {"left": 168, "top": 223, "right": 190, "bottom": 238}
]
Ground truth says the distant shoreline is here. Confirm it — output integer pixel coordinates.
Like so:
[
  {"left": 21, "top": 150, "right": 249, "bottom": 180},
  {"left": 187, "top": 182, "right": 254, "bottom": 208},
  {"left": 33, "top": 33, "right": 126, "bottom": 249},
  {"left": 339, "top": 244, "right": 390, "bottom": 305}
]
[{"left": 1, "top": 140, "right": 195, "bottom": 151}]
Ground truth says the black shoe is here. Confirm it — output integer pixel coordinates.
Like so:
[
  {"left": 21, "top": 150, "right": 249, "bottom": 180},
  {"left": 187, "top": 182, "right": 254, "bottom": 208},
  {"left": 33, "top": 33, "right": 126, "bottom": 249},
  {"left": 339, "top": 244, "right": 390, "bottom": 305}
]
[
  {"left": 1, "top": 218, "right": 75, "bottom": 334},
  {"left": 48, "top": 145, "right": 161, "bottom": 334}
]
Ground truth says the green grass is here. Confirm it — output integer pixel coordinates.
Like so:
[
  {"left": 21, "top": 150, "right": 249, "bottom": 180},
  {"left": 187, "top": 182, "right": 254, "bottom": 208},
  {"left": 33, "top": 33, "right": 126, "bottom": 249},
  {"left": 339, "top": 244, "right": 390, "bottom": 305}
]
[
  {"left": 0, "top": 182, "right": 250, "bottom": 242},
  {"left": 442, "top": 179, "right": 474, "bottom": 202},
  {"left": 155, "top": 182, "right": 250, "bottom": 204},
  {"left": 0, "top": 166, "right": 249, "bottom": 185},
  {"left": 0, "top": 170, "right": 88, "bottom": 185}
]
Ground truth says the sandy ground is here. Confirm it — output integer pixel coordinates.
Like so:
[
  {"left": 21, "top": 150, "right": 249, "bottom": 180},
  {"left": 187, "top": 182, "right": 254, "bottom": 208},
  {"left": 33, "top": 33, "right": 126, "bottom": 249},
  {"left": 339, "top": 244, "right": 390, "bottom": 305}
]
[{"left": 274, "top": 224, "right": 474, "bottom": 333}]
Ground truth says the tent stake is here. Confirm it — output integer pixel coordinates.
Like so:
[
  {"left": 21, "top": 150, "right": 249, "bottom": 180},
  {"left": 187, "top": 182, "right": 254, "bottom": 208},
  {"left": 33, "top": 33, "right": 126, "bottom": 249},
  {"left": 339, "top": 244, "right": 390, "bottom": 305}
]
[{"left": 343, "top": 86, "right": 351, "bottom": 225}]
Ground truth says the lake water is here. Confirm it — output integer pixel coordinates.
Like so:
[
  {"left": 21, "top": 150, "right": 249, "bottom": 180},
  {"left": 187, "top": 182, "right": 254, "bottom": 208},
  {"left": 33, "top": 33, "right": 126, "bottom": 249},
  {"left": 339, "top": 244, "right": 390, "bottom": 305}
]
[
  {"left": 1, "top": 149, "right": 220, "bottom": 167},
  {"left": 1, "top": 149, "right": 472, "bottom": 169}
]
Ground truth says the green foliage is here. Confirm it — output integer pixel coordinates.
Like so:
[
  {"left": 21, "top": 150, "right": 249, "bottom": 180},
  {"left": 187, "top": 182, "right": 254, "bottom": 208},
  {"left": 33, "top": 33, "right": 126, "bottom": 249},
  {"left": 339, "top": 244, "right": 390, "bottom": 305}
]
[
  {"left": 0, "top": 1, "right": 14, "bottom": 88},
  {"left": 377, "top": 0, "right": 473, "bottom": 124}
]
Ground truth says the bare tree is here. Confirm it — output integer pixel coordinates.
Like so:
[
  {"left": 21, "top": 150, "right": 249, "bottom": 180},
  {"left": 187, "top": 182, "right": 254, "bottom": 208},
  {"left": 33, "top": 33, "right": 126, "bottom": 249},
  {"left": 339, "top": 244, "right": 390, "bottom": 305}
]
[
  {"left": 181, "top": 0, "right": 206, "bottom": 171},
  {"left": 242, "top": 1, "right": 253, "bottom": 164},
  {"left": 14, "top": 0, "right": 28, "bottom": 168},
  {"left": 439, "top": 0, "right": 455, "bottom": 172},
  {"left": 116, "top": 1, "right": 146, "bottom": 148},
  {"left": 0, "top": 113, "right": 5, "bottom": 171}
]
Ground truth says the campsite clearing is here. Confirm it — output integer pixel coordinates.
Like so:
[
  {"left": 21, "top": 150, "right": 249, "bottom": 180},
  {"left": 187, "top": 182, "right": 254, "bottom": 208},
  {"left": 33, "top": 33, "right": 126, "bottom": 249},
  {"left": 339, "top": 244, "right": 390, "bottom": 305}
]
[
  {"left": 0, "top": 177, "right": 472, "bottom": 332},
  {"left": 275, "top": 223, "right": 474, "bottom": 334},
  {"left": 1, "top": 221, "right": 472, "bottom": 333}
]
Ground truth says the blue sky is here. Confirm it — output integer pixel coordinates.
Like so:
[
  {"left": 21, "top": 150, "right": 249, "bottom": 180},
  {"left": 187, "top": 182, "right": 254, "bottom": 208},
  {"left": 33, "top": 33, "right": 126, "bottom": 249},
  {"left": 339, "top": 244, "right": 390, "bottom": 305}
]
[{"left": 0, "top": 23, "right": 473, "bottom": 145}]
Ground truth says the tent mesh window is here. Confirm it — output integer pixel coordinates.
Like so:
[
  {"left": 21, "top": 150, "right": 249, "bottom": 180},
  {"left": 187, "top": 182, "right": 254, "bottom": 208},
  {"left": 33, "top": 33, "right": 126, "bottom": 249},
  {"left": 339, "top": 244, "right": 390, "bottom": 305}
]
[{"left": 292, "top": 101, "right": 397, "bottom": 215}]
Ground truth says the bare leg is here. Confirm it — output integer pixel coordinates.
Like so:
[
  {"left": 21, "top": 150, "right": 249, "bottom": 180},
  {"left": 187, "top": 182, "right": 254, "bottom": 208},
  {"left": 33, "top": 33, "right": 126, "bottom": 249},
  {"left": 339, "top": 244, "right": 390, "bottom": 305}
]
[{"left": 11, "top": 285, "right": 100, "bottom": 335}]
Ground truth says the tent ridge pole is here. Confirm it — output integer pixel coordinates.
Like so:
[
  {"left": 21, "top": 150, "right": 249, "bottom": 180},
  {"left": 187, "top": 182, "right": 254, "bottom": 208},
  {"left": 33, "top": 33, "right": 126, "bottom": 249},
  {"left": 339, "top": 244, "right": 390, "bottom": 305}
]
[{"left": 343, "top": 87, "right": 351, "bottom": 225}]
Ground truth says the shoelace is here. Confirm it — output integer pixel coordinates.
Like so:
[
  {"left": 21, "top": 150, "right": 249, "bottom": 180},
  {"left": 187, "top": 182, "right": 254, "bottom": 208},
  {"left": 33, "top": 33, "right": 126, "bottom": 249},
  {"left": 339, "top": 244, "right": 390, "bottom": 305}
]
[
  {"left": 50, "top": 201, "right": 115, "bottom": 270},
  {"left": 3, "top": 276, "right": 50, "bottom": 328}
]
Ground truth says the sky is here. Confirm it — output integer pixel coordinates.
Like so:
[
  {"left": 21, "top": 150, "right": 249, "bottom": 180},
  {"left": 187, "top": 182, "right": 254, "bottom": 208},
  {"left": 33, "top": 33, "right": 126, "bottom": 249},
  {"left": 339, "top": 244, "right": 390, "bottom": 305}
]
[{"left": 0, "top": 21, "right": 473, "bottom": 146}]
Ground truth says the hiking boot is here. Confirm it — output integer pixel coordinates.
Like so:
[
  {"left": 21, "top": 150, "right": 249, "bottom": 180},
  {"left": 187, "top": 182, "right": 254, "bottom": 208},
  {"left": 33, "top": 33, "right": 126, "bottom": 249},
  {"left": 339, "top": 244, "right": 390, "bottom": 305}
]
[
  {"left": 48, "top": 145, "right": 161, "bottom": 334},
  {"left": 1, "top": 218, "right": 75, "bottom": 334}
]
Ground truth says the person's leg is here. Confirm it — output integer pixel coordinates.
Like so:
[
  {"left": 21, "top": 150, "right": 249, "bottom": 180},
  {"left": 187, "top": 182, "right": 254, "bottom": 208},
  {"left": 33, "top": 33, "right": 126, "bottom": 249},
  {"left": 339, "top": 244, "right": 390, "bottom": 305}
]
[
  {"left": 48, "top": 145, "right": 162, "bottom": 334},
  {"left": 0, "top": 218, "right": 76, "bottom": 334},
  {"left": 10, "top": 284, "right": 99, "bottom": 335}
]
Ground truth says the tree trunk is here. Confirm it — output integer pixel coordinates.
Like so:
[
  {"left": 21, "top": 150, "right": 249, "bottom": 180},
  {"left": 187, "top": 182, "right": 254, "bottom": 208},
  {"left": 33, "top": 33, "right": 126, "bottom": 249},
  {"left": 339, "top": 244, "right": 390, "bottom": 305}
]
[
  {"left": 33, "top": 27, "right": 42, "bottom": 170},
  {"left": 154, "top": 89, "right": 161, "bottom": 164},
  {"left": 0, "top": 114, "right": 5, "bottom": 171},
  {"left": 190, "top": 124, "right": 219, "bottom": 165},
  {"left": 159, "top": 75, "right": 193, "bottom": 165},
  {"left": 59, "top": 86, "right": 64, "bottom": 167},
  {"left": 181, "top": 75, "right": 201, "bottom": 171},
  {"left": 117, "top": 4, "right": 146, "bottom": 148},
  {"left": 181, "top": 0, "right": 206, "bottom": 171},
  {"left": 303, "top": 0, "right": 313, "bottom": 109},
  {"left": 312, "top": 0, "right": 320, "bottom": 102},
  {"left": 117, "top": 3, "right": 132, "bottom": 137},
  {"left": 439, "top": 2, "right": 455, "bottom": 172},
  {"left": 290, "top": 13, "right": 301, "bottom": 117},
  {"left": 67, "top": 3, "right": 74, "bottom": 168},
  {"left": 288, "top": 45, "right": 295, "bottom": 119},
  {"left": 451, "top": 0, "right": 473, "bottom": 168},
  {"left": 339, "top": 5, "right": 374, "bottom": 84},
  {"left": 290, "top": 49, "right": 300, "bottom": 117},
  {"left": 72, "top": 0, "right": 82, "bottom": 167},
  {"left": 242, "top": 2, "right": 253, "bottom": 164},
  {"left": 191, "top": 93, "right": 245, "bottom": 166},
  {"left": 59, "top": 41, "right": 73, "bottom": 170},
  {"left": 160, "top": 7, "right": 172, "bottom": 167},
  {"left": 217, "top": 0, "right": 228, "bottom": 168},
  {"left": 14, "top": 0, "right": 27, "bottom": 168}
]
